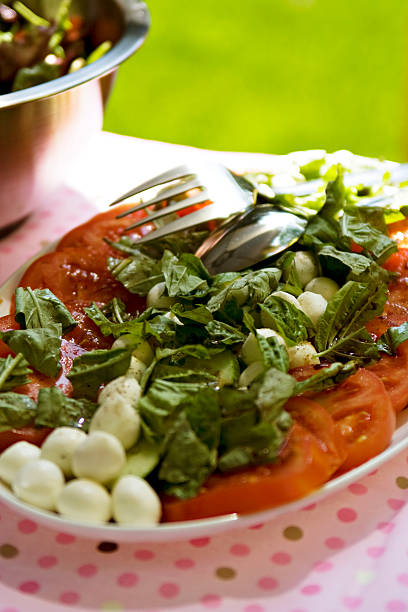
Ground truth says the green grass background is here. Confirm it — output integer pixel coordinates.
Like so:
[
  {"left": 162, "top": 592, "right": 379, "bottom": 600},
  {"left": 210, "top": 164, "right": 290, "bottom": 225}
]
[{"left": 104, "top": 0, "right": 407, "bottom": 161}]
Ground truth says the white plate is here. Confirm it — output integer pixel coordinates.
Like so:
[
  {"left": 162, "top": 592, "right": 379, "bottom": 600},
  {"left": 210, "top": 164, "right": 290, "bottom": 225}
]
[{"left": 1, "top": 244, "right": 408, "bottom": 542}]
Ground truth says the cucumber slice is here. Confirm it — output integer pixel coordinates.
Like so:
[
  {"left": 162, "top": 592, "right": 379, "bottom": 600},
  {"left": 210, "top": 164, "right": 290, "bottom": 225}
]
[
  {"left": 121, "top": 440, "right": 160, "bottom": 479},
  {"left": 184, "top": 350, "right": 240, "bottom": 387}
]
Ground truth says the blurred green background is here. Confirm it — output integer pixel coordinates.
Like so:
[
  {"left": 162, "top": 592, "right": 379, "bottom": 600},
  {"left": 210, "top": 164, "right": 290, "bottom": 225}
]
[{"left": 104, "top": 0, "right": 407, "bottom": 161}]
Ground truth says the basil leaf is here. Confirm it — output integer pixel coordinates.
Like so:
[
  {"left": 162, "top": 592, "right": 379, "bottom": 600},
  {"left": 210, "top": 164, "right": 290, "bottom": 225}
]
[
  {"left": 256, "top": 368, "right": 296, "bottom": 417},
  {"left": 0, "top": 324, "right": 62, "bottom": 377},
  {"left": 108, "top": 254, "right": 163, "bottom": 296},
  {"left": 205, "top": 320, "right": 246, "bottom": 346},
  {"left": 158, "top": 390, "right": 220, "bottom": 499},
  {"left": 318, "top": 245, "right": 373, "bottom": 281},
  {"left": 207, "top": 268, "right": 281, "bottom": 321},
  {"left": 294, "top": 361, "right": 358, "bottom": 394},
  {"left": 341, "top": 211, "right": 397, "bottom": 264},
  {"left": 377, "top": 322, "right": 408, "bottom": 355},
  {"left": 67, "top": 347, "right": 132, "bottom": 400},
  {"left": 256, "top": 334, "right": 289, "bottom": 373},
  {"left": 15, "top": 287, "right": 76, "bottom": 332},
  {"left": 315, "top": 281, "right": 387, "bottom": 362},
  {"left": 171, "top": 303, "right": 213, "bottom": 325},
  {"left": 0, "top": 354, "right": 31, "bottom": 392},
  {"left": 161, "top": 250, "right": 210, "bottom": 298},
  {"left": 83, "top": 302, "right": 144, "bottom": 339},
  {"left": 260, "top": 296, "right": 314, "bottom": 346},
  {"left": 0, "top": 392, "right": 37, "bottom": 432},
  {"left": 36, "top": 387, "right": 97, "bottom": 431}
]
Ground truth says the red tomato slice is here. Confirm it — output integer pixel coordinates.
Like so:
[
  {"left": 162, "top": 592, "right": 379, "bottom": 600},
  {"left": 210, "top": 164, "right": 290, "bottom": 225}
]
[
  {"left": 367, "top": 340, "right": 408, "bottom": 413},
  {"left": 309, "top": 369, "right": 395, "bottom": 473},
  {"left": 57, "top": 204, "right": 151, "bottom": 253},
  {"left": 0, "top": 314, "right": 19, "bottom": 357},
  {"left": 18, "top": 247, "right": 132, "bottom": 305},
  {"left": 162, "top": 420, "right": 342, "bottom": 522},
  {"left": 0, "top": 427, "right": 52, "bottom": 453}
]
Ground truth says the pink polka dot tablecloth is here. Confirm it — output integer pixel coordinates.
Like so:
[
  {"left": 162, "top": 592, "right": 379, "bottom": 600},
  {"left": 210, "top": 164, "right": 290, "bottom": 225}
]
[{"left": 0, "top": 132, "right": 408, "bottom": 612}]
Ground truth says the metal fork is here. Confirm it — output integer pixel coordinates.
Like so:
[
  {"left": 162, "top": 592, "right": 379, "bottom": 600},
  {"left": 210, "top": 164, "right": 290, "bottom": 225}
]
[{"left": 110, "top": 162, "right": 261, "bottom": 243}]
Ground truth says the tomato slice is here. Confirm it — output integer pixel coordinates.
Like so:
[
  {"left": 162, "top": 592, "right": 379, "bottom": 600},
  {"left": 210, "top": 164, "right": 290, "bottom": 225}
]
[
  {"left": 18, "top": 246, "right": 134, "bottom": 305},
  {"left": 309, "top": 369, "right": 395, "bottom": 473},
  {"left": 367, "top": 340, "right": 408, "bottom": 413},
  {"left": 0, "top": 314, "right": 18, "bottom": 357},
  {"left": 162, "top": 419, "right": 342, "bottom": 522},
  {"left": 57, "top": 204, "right": 152, "bottom": 253},
  {"left": 0, "top": 427, "right": 52, "bottom": 453}
]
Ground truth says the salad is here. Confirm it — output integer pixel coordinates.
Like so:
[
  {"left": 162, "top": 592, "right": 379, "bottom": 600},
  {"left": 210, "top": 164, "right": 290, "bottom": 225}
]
[
  {"left": 1, "top": 151, "right": 408, "bottom": 527},
  {"left": 0, "top": 0, "right": 112, "bottom": 93}
]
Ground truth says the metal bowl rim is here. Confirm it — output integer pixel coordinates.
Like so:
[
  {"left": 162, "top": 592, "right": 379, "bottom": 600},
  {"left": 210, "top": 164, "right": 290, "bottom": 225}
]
[{"left": 0, "top": 0, "right": 150, "bottom": 110}]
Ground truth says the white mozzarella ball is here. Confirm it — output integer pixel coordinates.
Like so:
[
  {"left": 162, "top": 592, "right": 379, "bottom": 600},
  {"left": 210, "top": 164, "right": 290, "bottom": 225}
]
[
  {"left": 241, "top": 329, "right": 285, "bottom": 365},
  {"left": 40, "top": 427, "right": 87, "bottom": 477},
  {"left": 98, "top": 375, "right": 141, "bottom": 406},
  {"left": 112, "top": 475, "right": 161, "bottom": 526},
  {"left": 146, "top": 282, "right": 176, "bottom": 309},
  {"left": 112, "top": 336, "right": 154, "bottom": 366},
  {"left": 126, "top": 356, "right": 146, "bottom": 382},
  {"left": 305, "top": 276, "right": 339, "bottom": 301},
  {"left": 239, "top": 361, "right": 264, "bottom": 387},
  {"left": 0, "top": 441, "right": 40, "bottom": 485},
  {"left": 12, "top": 459, "right": 64, "bottom": 511},
  {"left": 292, "top": 251, "right": 319, "bottom": 287},
  {"left": 57, "top": 479, "right": 112, "bottom": 523},
  {"left": 94, "top": 376, "right": 141, "bottom": 449},
  {"left": 72, "top": 431, "right": 126, "bottom": 484},
  {"left": 287, "top": 342, "right": 320, "bottom": 368},
  {"left": 269, "top": 291, "right": 301, "bottom": 308},
  {"left": 298, "top": 291, "right": 328, "bottom": 326}
]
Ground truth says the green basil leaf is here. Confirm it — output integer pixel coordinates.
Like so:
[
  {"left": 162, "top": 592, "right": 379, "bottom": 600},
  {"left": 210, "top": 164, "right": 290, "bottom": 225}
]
[
  {"left": 0, "top": 324, "right": 62, "bottom": 377},
  {"left": 260, "top": 296, "right": 314, "bottom": 346},
  {"left": 205, "top": 320, "right": 246, "bottom": 345},
  {"left": 318, "top": 245, "right": 373, "bottom": 281},
  {"left": 67, "top": 347, "right": 132, "bottom": 400},
  {"left": 294, "top": 361, "right": 358, "bottom": 394},
  {"left": 171, "top": 303, "right": 213, "bottom": 325},
  {"left": 0, "top": 392, "right": 37, "bottom": 432},
  {"left": 36, "top": 387, "right": 97, "bottom": 431},
  {"left": 0, "top": 354, "right": 32, "bottom": 392},
  {"left": 315, "top": 280, "right": 387, "bottom": 362},
  {"left": 161, "top": 250, "right": 210, "bottom": 298},
  {"left": 14, "top": 287, "right": 76, "bottom": 332},
  {"left": 83, "top": 302, "right": 144, "bottom": 339},
  {"left": 377, "top": 322, "right": 408, "bottom": 355},
  {"left": 341, "top": 211, "right": 397, "bottom": 263},
  {"left": 108, "top": 254, "right": 163, "bottom": 296},
  {"left": 256, "top": 333, "right": 289, "bottom": 373}
]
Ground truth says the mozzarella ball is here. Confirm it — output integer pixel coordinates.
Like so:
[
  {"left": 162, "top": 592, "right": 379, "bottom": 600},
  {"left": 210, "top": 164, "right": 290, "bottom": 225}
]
[
  {"left": 126, "top": 356, "right": 147, "bottom": 382},
  {"left": 287, "top": 342, "right": 320, "bottom": 368},
  {"left": 239, "top": 361, "right": 264, "bottom": 387},
  {"left": 57, "top": 479, "right": 112, "bottom": 523},
  {"left": 72, "top": 431, "right": 126, "bottom": 484},
  {"left": 90, "top": 404, "right": 140, "bottom": 451},
  {"left": 146, "top": 282, "right": 176, "bottom": 309},
  {"left": 305, "top": 276, "right": 339, "bottom": 301},
  {"left": 269, "top": 291, "right": 301, "bottom": 308},
  {"left": 298, "top": 291, "right": 328, "bottom": 326},
  {"left": 98, "top": 375, "right": 141, "bottom": 407},
  {"left": 0, "top": 441, "right": 40, "bottom": 485},
  {"left": 112, "top": 336, "right": 154, "bottom": 366},
  {"left": 112, "top": 475, "right": 161, "bottom": 526},
  {"left": 12, "top": 459, "right": 64, "bottom": 511},
  {"left": 40, "top": 427, "right": 87, "bottom": 477},
  {"left": 292, "top": 251, "right": 319, "bottom": 287},
  {"left": 241, "top": 329, "right": 285, "bottom": 365}
]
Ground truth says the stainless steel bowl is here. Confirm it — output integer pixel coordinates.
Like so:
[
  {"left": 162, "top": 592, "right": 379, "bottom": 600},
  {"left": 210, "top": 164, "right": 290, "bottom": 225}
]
[{"left": 0, "top": 0, "right": 150, "bottom": 233}]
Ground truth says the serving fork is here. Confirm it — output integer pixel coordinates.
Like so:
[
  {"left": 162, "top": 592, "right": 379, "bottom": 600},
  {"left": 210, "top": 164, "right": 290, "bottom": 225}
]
[{"left": 110, "top": 162, "right": 408, "bottom": 274}]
